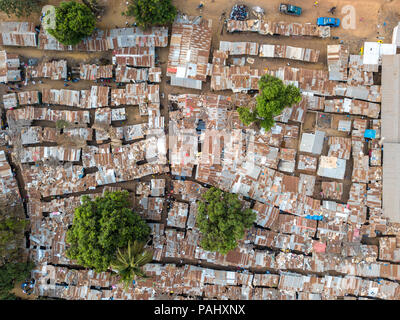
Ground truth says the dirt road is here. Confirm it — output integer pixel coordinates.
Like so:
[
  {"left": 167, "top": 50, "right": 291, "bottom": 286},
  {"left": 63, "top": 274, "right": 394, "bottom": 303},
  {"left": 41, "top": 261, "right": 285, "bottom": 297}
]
[{"left": 0, "top": 0, "right": 398, "bottom": 71}]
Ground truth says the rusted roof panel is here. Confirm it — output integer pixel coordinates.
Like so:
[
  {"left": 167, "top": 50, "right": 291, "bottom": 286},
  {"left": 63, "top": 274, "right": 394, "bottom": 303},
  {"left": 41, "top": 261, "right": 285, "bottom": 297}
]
[{"left": 0, "top": 22, "right": 36, "bottom": 47}]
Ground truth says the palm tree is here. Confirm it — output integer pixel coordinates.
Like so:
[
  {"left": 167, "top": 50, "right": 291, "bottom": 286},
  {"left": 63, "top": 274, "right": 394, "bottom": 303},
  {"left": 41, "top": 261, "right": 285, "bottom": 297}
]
[{"left": 110, "top": 240, "right": 153, "bottom": 289}]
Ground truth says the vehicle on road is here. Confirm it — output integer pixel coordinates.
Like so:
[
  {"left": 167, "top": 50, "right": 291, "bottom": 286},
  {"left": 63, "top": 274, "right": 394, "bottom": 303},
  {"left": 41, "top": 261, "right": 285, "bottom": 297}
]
[
  {"left": 279, "top": 3, "right": 302, "bottom": 16},
  {"left": 317, "top": 17, "right": 340, "bottom": 27}
]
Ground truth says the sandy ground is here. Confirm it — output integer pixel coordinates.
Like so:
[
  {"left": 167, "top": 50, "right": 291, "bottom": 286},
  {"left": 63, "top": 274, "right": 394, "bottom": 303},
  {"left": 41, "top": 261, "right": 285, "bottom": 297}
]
[{"left": 10, "top": 280, "right": 38, "bottom": 300}]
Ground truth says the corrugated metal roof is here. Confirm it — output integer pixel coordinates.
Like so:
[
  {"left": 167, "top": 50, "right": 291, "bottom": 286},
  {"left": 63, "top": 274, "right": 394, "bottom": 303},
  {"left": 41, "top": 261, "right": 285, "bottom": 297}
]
[
  {"left": 260, "top": 44, "right": 320, "bottom": 63},
  {"left": 0, "top": 22, "right": 36, "bottom": 47},
  {"left": 219, "top": 41, "right": 259, "bottom": 55},
  {"left": 0, "top": 50, "right": 21, "bottom": 83},
  {"left": 80, "top": 64, "right": 113, "bottom": 80},
  {"left": 227, "top": 19, "right": 331, "bottom": 38},
  {"left": 27, "top": 60, "right": 67, "bottom": 80},
  {"left": 113, "top": 46, "right": 155, "bottom": 67},
  {"left": 38, "top": 26, "right": 168, "bottom": 51},
  {"left": 167, "top": 17, "right": 212, "bottom": 83}
]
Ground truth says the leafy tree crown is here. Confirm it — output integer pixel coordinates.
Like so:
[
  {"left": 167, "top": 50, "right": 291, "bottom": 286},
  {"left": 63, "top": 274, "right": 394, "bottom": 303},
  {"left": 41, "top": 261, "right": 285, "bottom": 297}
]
[
  {"left": 238, "top": 74, "right": 302, "bottom": 131},
  {"left": 196, "top": 187, "right": 256, "bottom": 255},
  {"left": 123, "top": 0, "right": 177, "bottom": 28},
  {"left": 110, "top": 240, "right": 153, "bottom": 290},
  {"left": 0, "top": 262, "right": 35, "bottom": 300},
  {"left": 47, "top": 1, "right": 96, "bottom": 46},
  {"left": 66, "top": 191, "right": 150, "bottom": 272}
]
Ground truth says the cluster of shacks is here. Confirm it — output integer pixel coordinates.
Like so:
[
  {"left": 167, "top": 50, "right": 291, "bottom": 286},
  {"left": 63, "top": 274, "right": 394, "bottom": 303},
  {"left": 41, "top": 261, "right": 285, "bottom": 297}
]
[{"left": 0, "top": 15, "right": 399, "bottom": 300}]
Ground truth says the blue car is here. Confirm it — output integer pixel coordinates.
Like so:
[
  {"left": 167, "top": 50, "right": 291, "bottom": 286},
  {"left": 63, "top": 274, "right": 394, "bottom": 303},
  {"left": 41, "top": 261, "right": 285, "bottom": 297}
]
[{"left": 317, "top": 17, "right": 340, "bottom": 27}]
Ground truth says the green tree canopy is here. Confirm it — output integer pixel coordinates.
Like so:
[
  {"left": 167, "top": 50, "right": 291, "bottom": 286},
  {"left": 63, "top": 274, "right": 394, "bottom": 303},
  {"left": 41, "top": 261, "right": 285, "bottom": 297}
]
[
  {"left": 0, "top": 262, "right": 34, "bottom": 300},
  {"left": 237, "top": 106, "right": 256, "bottom": 126},
  {"left": 196, "top": 187, "right": 256, "bottom": 255},
  {"left": 111, "top": 240, "right": 153, "bottom": 290},
  {"left": 55, "top": 119, "right": 70, "bottom": 129},
  {"left": 47, "top": 1, "right": 96, "bottom": 46},
  {"left": 123, "top": 0, "right": 177, "bottom": 28},
  {"left": 0, "top": 196, "right": 29, "bottom": 266},
  {"left": 0, "top": 195, "right": 32, "bottom": 300},
  {"left": 0, "top": 216, "right": 28, "bottom": 261},
  {"left": 0, "top": 0, "right": 41, "bottom": 17},
  {"left": 238, "top": 74, "right": 302, "bottom": 131},
  {"left": 66, "top": 191, "right": 151, "bottom": 272}
]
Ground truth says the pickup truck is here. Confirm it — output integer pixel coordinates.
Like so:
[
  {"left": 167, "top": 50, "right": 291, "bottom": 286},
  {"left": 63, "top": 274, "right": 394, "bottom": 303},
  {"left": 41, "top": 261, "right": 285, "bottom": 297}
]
[
  {"left": 279, "top": 3, "right": 302, "bottom": 16},
  {"left": 317, "top": 17, "right": 340, "bottom": 27}
]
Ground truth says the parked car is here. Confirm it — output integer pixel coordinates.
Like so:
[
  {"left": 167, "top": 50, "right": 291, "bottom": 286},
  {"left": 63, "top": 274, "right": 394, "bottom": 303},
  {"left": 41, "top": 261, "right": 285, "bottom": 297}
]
[
  {"left": 317, "top": 17, "right": 340, "bottom": 27},
  {"left": 279, "top": 3, "right": 302, "bottom": 16}
]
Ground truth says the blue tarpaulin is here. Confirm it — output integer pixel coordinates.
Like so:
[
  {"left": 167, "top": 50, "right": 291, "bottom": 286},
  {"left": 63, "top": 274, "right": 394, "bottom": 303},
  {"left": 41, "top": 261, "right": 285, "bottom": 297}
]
[
  {"left": 305, "top": 215, "right": 323, "bottom": 221},
  {"left": 197, "top": 120, "right": 206, "bottom": 131},
  {"left": 364, "top": 129, "right": 376, "bottom": 139}
]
